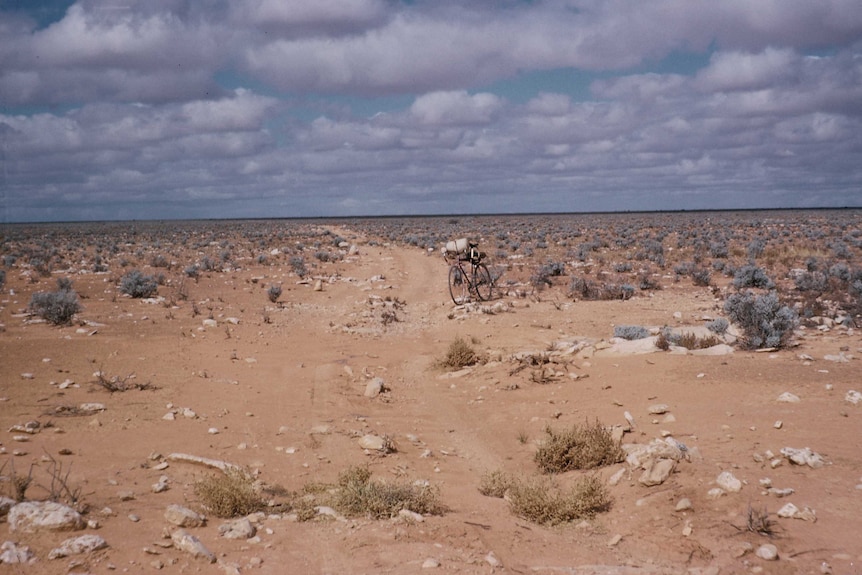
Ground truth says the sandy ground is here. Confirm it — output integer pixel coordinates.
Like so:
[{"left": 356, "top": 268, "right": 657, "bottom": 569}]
[{"left": 1, "top": 219, "right": 861, "bottom": 575}]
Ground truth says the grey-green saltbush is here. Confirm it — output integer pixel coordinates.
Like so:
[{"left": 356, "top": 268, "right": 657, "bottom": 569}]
[
  {"left": 614, "top": 325, "right": 650, "bottom": 340},
  {"left": 732, "top": 265, "right": 774, "bottom": 289},
  {"left": 120, "top": 270, "right": 158, "bottom": 298},
  {"left": 723, "top": 291, "right": 797, "bottom": 349},
  {"left": 29, "top": 278, "right": 81, "bottom": 325}
]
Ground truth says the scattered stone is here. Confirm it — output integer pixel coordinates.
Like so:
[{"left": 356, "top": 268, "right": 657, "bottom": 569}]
[
  {"left": 607, "top": 534, "right": 623, "bottom": 547},
  {"left": 716, "top": 471, "right": 742, "bottom": 493},
  {"left": 397, "top": 509, "right": 424, "bottom": 523},
  {"left": 167, "top": 453, "right": 244, "bottom": 475},
  {"left": 164, "top": 504, "right": 206, "bottom": 528},
  {"left": 682, "top": 521, "right": 693, "bottom": 537},
  {"left": 219, "top": 518, "right": 256, "bottom": 539},
  {"left": 675, "top": 498, "right": 692, "bottom": 512},
  {"left": 48, "top": 534, "right": 108, "bottom": 559},
  {"left": 647, "top": 403, "right": 669, "bottom": 415},
  {"left": 756, "top": 544, "right": 779, "bottom": 561},
  {"left": 824, "top": 353, "right": 849, "bottom": 363},
  {"left": 422, "top": 557, "right": 441, "bottom": 568},
  {"left": 152, "top": 476, "right": 170, "bottom": 493},
  {"left": 777, "top": 392, "right": 800, "bottom": 403},
  {"left": 706, "top": 488, "right": 724, "bottom": 500},
  {"left": 608, "top": 467, "right": 626, "bottom": 486},
  {"left": 767, "top": 487, "right": 795, "bottom": 498},
  {"left": 776, "top": 502, "right": 816, "bottom": 522},
  {"left": 781, "top": 447, "right": 825, "bottom": 468},
  {"left": 364, "top": 377, "right": 386, "bottom": 398},
  {"left": 0, "top": 541, "right": 35, "bottom": 565},
  {"left": 845, "top": 390, "right": 862, "bottom": 405},
  {"left": 638, "top": 458, "right": 676, "bottom": 487},
  {"left": 484, "top": 551, "right": 502, "bottom": 567},
  {"left": 171, "top": 529, "right": 216, "bottom": 563},
  {"left": 773, "top": 420, "right": 783, "bottom": 429},
  {"left": 79, "top": 402, "right": 106, "bottom": 413},
  {"left": 202, "top": 319, "right": 218, "bottom": 328},
  {"left": 8, "top": 501, "right": 84, "bottom": 533},
  {"left": 315, "top": 506, "right": 347, "bottom": 522},
  {"left": 313, "top": 279, "right": 323, "bottom": 291},
  {"left": 358, "top": 434, "right": 389, "bottom": 452}
]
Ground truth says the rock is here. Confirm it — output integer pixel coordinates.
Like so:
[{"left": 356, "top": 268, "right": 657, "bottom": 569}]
[
  {"left": 364, "top": 377, "right": 386, "bottom": 398},
  {"left": 171, "top": 529, "right": 216, "bottom": 563},
  {"left": 777, "top": 502, "right": 816, "bottom": 522},
  {"left": 608, "top": 467, "right": 626, "bottom": 486},
  {"left": 756, "top": 543, "right": 779, "bottom": 561},
  {"left": 315, "top": 506, "right": 347, "bottom": 521},
  {"left": 0, "top": 497, "right": 15, "bottom": 520},
  {"left": 716, "top": 471, "right": 742, "bottom": 493},
  {"left": 164, "top": 504, "right": 206, "bottom": 528},
  {"left": 79, "top": 402, "right": 106, "bottom": 413},
  {"left": 845, "top": 390, "right": 862, "bottom": 405},
  {"left": 218, "top": 518, "right": 256, "bottom": 539},
  {"left": 313, "top": 279, "right": 323, "bottom": 291},
  {"left": 607, "top": 534, "right": 623, "bottom": 547},
  {"left": 623, "top": 411, "right": 636, "bottom": 429},
  {"left": 358, "top": 434, "right": 388, "bottom": 451},
  {"left": 777, "top": 392, "right": 800, "bottom": 403},
  {"left": 48, "top": 534, "right": 108, "bottom": 559},
  {"left": 422, "top": 557, "right": 441, "bottom": 568},
  {"left": 781, "top": 447, "right": 825, "bottom": 468},
  {"left": 639, "top": 458, "right": 675, "bottom": 487},
  {"left": 675, "top": 498, "right": 693, "bottom": 511},
  {"left": 0, "top": 541, "right": 35, "bottom": 565},
  {"left": 647, "top": 403, "right": 669, "bottom": 415},
  {"left": 398, "top": 509, "right": 424, "bottom": 523},
  {"left": 623, "top": 437, "right": 687, "bottom": 468},
  {"left": 8, "top": 501, "right": 84, "bottom": 533},
  {"left": 152, "top": 476, "right": 170, "bottom": 493},
  {"left": 484, "top": 551, "right": 502, "bottom": 567},
  {"left": 202, "top": 319, "right": 218, "bottom": 328}
]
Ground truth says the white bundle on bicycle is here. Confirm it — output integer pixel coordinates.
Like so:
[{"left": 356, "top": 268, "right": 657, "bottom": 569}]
[{"left": 442, "top": 238, "right": 469, "bottom": 257}]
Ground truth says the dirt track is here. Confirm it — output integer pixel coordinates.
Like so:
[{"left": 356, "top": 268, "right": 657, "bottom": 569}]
[{"left": 2, "top": 222, "right": 862, "bottom": 574}]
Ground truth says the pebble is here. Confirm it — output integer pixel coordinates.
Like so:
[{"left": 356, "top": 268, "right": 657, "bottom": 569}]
[
  {"left": 647, "top": 403, "right": 669, "bottom": 415},
  {"left": 607, "top": 534, "right": 623, "bottom": 547},
  {"left": 422, "top": 558, "right": 441, "bottom": 569},
  {"left": 675, "top": 498, "right": 692, "bottom": 511},
  {"left": 715, "top": 471, "right": 742, "bottom": 493},
  {"left": 756, "top": 543, "right": 779, "bottom": 561},
  {"left": 777, "top": 392, "right": 800, "bottom": 403}
]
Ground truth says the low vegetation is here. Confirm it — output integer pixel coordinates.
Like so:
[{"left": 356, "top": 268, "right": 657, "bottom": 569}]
[
  {"left": 28, "top": 277, "right": 81, "bottom": 325},
  {"left": 438, "top": 336, "right": 477, "bottom": 369},
  {"left": 119, "top": 269, "right": 158, "bottom": 298},
  {"left": 534, "top": 420, "right": 625, "bottom": 474},
  {"left": 194, "top": 469, "right": 265, "bottom": 518}
]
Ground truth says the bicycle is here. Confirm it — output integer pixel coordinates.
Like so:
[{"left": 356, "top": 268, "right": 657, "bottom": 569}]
[{"left": 445, "top": 243, "right": 493, "bottom": 305}]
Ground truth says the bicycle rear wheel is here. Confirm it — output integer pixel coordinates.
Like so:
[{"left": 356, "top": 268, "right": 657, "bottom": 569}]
[
  {"left": 448, "top": 265, "right": 469, "bottom": 305},
  {"left": 472, "top": 263, "right": 493, "bottom": 301}
]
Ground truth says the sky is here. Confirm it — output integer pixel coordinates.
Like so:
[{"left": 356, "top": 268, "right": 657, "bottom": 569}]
[{"left": 1, "top": 0, "right": 862, "bottom": 222}]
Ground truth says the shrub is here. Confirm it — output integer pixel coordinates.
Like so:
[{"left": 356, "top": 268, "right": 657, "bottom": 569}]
[
  {"left": 184, "top": 265, "right": 200, "bottom": 279},
  {"left": 724, "top": 291, "right": 798, "bottom": 349},
  {"left": 289, "top": 256, "right": 307, "bottom": 278},
  {"left": 794, "top": 271, "right": 827, "bottom": 292},
  {"left": 119, "top": 270, "right": 158, "bottom": 298},
  {"left": 613, "top": 325, "right": 650, "bottom": 340},
  {"left": 478, "top": 470, "right": 517, "bottom": 498},
  {"left": 732, "top": 264, "right": 774, "bottom": 289},
  {"left": 29, "top": 278, "right": 81, "bottom": 325},
  {"left": 705, "top": 317, "right": 730, "bottom": 335},
  {"left": 534, "top": 420, "right": 624, "bottom": 474},
  {"left": 507, "top": 475, "right": 610, "bottom": 525},
  {"left": 194, "top": 469, "right": 265, "bottom": 518},
  {"left": 332, "top": 466, "right": 443, "bottom": 519},
  {"left": 691, "top": 268, "right": 712, "bottom": 287},
  {"left": 438, "top": 337, "right": 476, "bottom": 369},
  {"left": 267, "top": 284, "right": 282, "bottom": 303}
]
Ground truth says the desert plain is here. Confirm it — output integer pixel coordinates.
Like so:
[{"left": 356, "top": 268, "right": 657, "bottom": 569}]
[{"left": 1, "top": 210, "right": 861, "bottom": 574}]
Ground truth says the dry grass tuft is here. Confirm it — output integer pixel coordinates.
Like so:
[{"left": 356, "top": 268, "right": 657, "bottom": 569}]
[
  {"left": 478, "top": 470, "right": 517, "bottom": 498},
  {"left": 332, "top": 465, "right": 443, "bottom": 519},
  {"left": 194, "top": 469, "right": 265, "bottom": 518},
  {"left": 508, "top": 475, "right": 611, "bottom": 525},
  {"left": 744, "top": 504, "right": 778, "bottom": 537},
  {"left": 437, "top": 336, "right": 476, "bottom": 369},
  {"left": 534, "top": 420, "right": 625, "bottom": 474}
]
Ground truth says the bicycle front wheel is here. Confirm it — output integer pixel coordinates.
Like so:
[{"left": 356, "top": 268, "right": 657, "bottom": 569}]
[
  {"left": 472, "top": 263, "right": 493, "bottom": 301},
  {"left": 448, "top": 265, "right": 469, "bottom": 305}
]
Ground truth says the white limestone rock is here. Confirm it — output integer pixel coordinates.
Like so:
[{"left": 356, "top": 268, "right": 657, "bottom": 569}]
[
  {"left": 8, "top": 501, "right": 84, "bottom": 533},
  {"left": 48, "top": 534, "right": 108, "bottom": 559}
]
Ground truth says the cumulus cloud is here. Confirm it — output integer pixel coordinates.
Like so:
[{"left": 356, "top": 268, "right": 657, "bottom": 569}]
[{"left": 2, "top": 0, "right": 862, "bottom": 220}]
